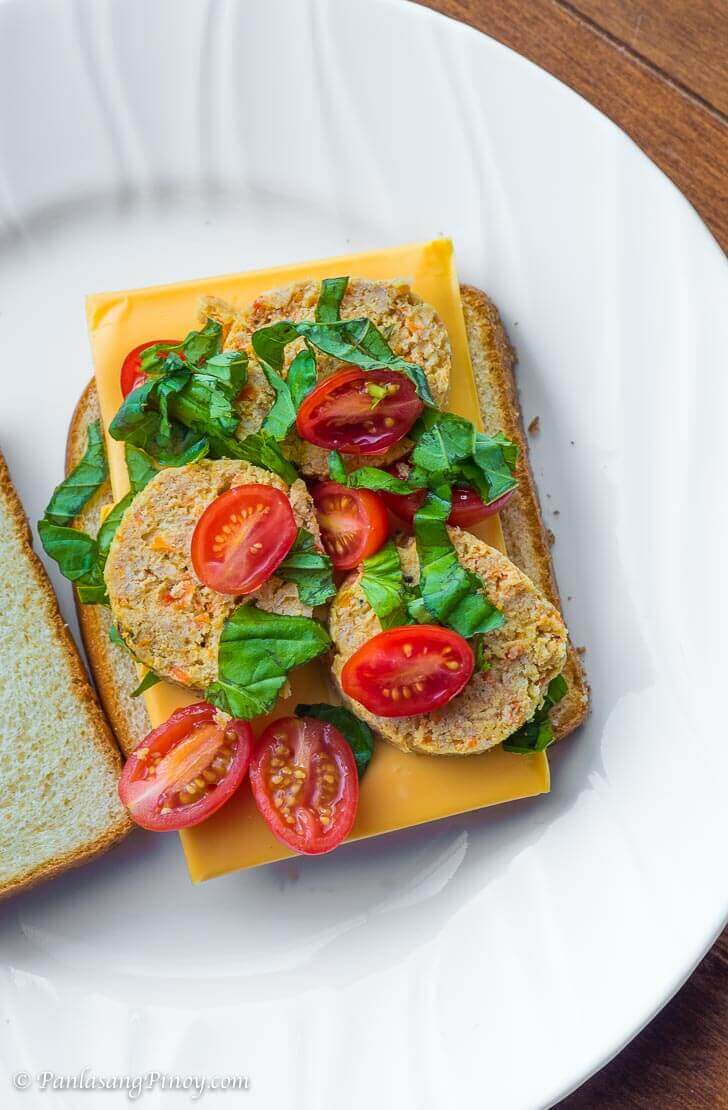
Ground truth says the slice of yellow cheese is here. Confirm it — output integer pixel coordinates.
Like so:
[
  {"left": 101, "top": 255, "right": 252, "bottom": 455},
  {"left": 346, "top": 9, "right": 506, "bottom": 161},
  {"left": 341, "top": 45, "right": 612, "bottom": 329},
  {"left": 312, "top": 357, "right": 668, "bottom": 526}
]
[{"left": 87, "top": 238, "right": 548, "bottom": 880}]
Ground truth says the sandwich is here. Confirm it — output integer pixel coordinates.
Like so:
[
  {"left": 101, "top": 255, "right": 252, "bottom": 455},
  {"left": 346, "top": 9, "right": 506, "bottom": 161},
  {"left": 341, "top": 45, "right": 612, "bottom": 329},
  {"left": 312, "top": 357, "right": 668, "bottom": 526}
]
[{"left": 43, "top": 240, "right": 587, "bottom": 872}]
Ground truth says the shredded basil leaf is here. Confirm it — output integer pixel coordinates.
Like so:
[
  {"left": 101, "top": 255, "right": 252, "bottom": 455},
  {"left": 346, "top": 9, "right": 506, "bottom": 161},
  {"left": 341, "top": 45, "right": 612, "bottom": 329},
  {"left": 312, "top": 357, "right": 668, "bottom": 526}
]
[
  {"left": 44, "top": 420, "right": 107, "bottom": 526},
  {"left": 413, "top": 489, "right": 504, "bottom": 638},
  {"left": 315, "top": 276, "right": 349, "bottom": 323},
  {"left": 277, "top": 528, "right": 335, "bottom": 607},
  {"left": 295, "top": 702, "right": 374, "bottom": 777},
  {"left": 37, "top": 520, "right": 99, "bottom": 582},
  {"left": 410, "top": 411, "right": 518, "bottom": 504},
  {"left": 503, "top": 675, "right": 568, "bottom": 754},
  {"left": 361, "top": 541, "right": 411, "bottom": 630},
  {"left": 232, "top": 433, "right": 299, "bottom": 485},
  {"left": 205, "top": 605, "right": 331, "bottom": 720},
  {"left": 260, "top": 363, "right": 297, "bottom": 440},
  {"left": 130, "top": 669, "right": 162, "bottom": 698},
  {"left": 346, "top": 466, "right": 420, "bottom": 494},
  {"left": 328, "top": 450, "right": 349, "bottom": 485},
  {"left": 110, "top": 320, "right": 250, "bottom": 466},
  {"left": 125, "top": 444, "right": 158, "bottom": 493},
  {"left": 287, "top": 346, "right": 317, "bottom": 409},
  {"left": 109, "top": 624, "right": 129, "bottom": 650},
  {"left": 296, "top": 317, "right": 434, "bottom": 405}
]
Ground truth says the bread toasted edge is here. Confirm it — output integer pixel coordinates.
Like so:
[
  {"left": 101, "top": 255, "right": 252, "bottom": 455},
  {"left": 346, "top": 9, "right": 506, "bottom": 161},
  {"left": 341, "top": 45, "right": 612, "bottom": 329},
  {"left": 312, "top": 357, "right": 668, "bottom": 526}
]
[
  {"left": 461, "top": 284, "right": 589, "bottom": 740},
  {"left": 69, "top": 283, "right": 588, "bottom": 755},
  {"left": 0, "top": 450, "right": 131, "bottom": 902},
  {"left": 66, "top": 383, "right": 151, "bottom": 758}
]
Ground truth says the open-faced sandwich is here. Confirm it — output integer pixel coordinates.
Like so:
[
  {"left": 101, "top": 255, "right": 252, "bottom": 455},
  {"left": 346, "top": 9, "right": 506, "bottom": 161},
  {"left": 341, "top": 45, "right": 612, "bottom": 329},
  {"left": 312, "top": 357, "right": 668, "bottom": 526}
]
[{"left": 40, "top": 240, "right": 588, "bottom": 873}]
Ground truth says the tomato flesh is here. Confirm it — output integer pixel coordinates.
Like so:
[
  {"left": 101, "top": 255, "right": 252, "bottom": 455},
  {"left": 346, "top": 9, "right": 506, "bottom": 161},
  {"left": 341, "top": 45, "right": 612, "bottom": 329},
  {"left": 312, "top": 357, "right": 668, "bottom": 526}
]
[
  {"left": 296, "top": 367, "right": 423, "bottom": 454},
  {"left": 120, "top": 339, "right": 179, "bottom": 398},
  {"left": 118, "top": 702, "right": 252, "bottom": 831},
  {"left": 381, "top": 464, "right": 516, "bottom": 528},
  {"left": 341, "top": 625, "right": 474, "bottom": 717},
  {"left": 249, "top": 717, "right": 359, "bottom": 854},
  {"left": 313, "top": 481, "right": 389, "bottom": 569},
  {"left": 191, "top": 484, "right": 297, "bottom": 595}
]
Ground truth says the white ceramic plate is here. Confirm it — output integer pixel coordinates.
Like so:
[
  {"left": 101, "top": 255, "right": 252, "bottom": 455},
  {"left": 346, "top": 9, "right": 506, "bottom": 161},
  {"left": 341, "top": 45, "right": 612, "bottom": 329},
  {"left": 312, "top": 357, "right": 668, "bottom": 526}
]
[{"left": 1, "top": 1, "right": 726, "bottom": 1107}]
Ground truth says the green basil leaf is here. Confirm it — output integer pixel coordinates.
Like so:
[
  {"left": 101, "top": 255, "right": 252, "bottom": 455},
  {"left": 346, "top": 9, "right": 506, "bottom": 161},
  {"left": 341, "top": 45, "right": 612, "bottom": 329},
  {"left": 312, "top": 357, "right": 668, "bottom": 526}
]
[
  {"left": 251, "top": 321, "right": 300, "bottom": 372},
  {"left": 410, "top": 411, "right": 518, "bottom": 504},
  {"left": 471, "top": 431, "right": 519, "bottom": 502},
  {"left": 472, "top": 634, "right": 492, "bottom": 672},
  {"left": 410, "top": 411, "right": 475, "bottom": 476},
  {"left": 233, "top": 433, "right": 299, "bottom": 485},
  {"left": 124, "top": 444, "right": 158, "bottom": 493},
  {"left": 503, "top": 675, "right": 568, "bottom": 754},
  {"left": 180, "top": 318, "right": 223, "bottom": 365},
  {"left": 97, "top": 491, "right": 133, "bottom": 562},
  {"left": 38, "top": 519, "right": 99, "bottom": 581},
  {"left": 347, "top": 466, "right": 420, "bottom": 494},
  {"left": 44, "top": 420, "right": 108, "bottom": 525},
  {"left": 297, "top": 318, "right": 435, "bottom": 405},
  {"left": 328, "top": 450, "right": 349, "bottom": 485},
  {"left": 361, "top": 541, "right": 411, "bottom": 630},
  {"left": 130, "top": 669, "right": 162, "bottom": 698},
  {"left": 75, "top": 574, "right": 109, "bottom": 605},
  {"left": 413, "top": 489, "right": 504, "bottom": 637},
  {"left": 260, "top": 364, "right": 297, "bottom": 440},
  {"left": 276, "top": 528, "right": 335, "bottom": 607},
  {"left": 315, "top": 276, "right": 349, "bottom": 323},
  {"left": 287, "top": 346, "right": 318, "bottom": 408},
  {"left": 202, "top": 350, "right": 248, "bottom": 393},
  {"left": 205, "top": 605, "right": 331, "bottom": 720},
  {"left": 295, "top": 702, "right": 374, "bottom": 777},
  {"left": 109, "top": 624, "right": 130, "bottom": 650}
]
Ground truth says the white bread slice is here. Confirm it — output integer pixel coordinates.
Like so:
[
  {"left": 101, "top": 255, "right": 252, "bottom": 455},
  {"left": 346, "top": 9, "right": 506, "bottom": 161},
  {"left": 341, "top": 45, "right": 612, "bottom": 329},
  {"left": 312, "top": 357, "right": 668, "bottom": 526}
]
[
  {"left": 0, "top": 450, "right": 131, "bottom": 901},
  {"left": 69, "top": 285, "right": 588, "bottom": 751}
]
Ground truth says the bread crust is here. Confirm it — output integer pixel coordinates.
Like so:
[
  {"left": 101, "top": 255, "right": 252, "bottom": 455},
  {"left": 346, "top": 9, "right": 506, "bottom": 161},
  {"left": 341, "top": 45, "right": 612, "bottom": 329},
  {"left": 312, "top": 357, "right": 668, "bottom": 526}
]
[
  {"left": 66, "top": 383, "right": 151, "bottom": 757},
  {"left": 0, "top": 449, "right": 131, "bottom": 902},
  {"left": 460, "top": 285, "right": 589, "bottom": 739}
]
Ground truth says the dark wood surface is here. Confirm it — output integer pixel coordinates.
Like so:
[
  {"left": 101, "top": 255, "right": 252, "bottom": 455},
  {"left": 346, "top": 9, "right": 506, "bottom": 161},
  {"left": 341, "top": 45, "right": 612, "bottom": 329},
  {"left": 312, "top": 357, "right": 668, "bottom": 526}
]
[{"left": 412, "top": 1, "right": 728, "bottom": 1105}]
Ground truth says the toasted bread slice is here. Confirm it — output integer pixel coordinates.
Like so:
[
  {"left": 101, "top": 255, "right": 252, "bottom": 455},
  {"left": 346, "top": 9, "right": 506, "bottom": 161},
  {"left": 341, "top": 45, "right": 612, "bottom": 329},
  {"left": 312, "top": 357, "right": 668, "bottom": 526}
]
[
  {"left": 66, "top": 385, "right": 151, "bottom": 757},
  {"left": 69, "top": 285, "right": 587, "bottom": 753},
  {"left": 0, "top": 450, "right": 131, "bottom": 901}
]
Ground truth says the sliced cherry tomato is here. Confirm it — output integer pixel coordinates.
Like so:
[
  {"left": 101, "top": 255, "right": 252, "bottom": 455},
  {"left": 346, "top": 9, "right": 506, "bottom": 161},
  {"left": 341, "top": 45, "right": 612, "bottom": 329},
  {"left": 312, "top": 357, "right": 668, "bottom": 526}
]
[
  {"left": 118, "top": 702, "right": 252, "bottom": 831},
  {"left": 249, "top": 717, "right": 359, "bottom": 854},
  {"left": 191, "top": 484, "right": 297, "bottom": 595},
  {"left": 341, "top": 625, "right": 474, "bottom": 717},
  {"left": 313, "top": 481, "right": 389, "bottom": 569},
  {"left": 380, "top": 464, "right": 516, "bottom": 528},
  {"left": 120, "top": 339, "right": 180, "bottom": 398},
  {"left": 296, "top": 367, "right": 423, "bottom": 454}
]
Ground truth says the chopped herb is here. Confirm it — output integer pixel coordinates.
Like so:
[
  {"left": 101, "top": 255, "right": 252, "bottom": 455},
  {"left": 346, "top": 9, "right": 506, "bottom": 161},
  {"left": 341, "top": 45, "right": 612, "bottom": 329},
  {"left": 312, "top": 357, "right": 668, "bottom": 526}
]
[
  {"left": 413, "top": 489, "right": 504, "bottom": 638},
  {"left": 130, "top": 669, "right": 162, "bottom": 698},
  {"left": 315, "top": 276, "right": 349, "bottom": 323},
  {"left": 44, "top": 420, "right": 107, "bottom": 525},
  {"left": 410, "top": 411, "right": 518, "bottom": 504},
  {"left": 295, "top": 702, "right": 374, "bottom": 777},
  {"left": 503, "top": 675, "right": 568, "bottom": 754},
  {"left": 277, "top": 528, "right": 336, "bottom": 607},
  {"left": 361, "top": 541, "right": 411, "bottom": 630},
  {"left": 205, "top": 605, "right": 331, "bottom": 720}
]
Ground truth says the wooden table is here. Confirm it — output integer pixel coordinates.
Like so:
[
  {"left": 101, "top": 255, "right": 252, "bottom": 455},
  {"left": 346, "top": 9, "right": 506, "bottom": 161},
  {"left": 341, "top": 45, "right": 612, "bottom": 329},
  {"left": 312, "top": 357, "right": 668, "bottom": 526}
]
[{"left": 412, "top": 2, "right": 728, "bottom": 1105}]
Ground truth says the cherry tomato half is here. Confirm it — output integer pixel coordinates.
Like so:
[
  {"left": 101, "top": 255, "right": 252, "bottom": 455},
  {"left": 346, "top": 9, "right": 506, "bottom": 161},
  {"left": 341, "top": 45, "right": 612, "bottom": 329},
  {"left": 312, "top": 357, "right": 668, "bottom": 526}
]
[
  {"left": 120, "top": 339, "right": 180, "bottom": 398},
  {"left": 295, "top": 367, "right": 423, "bottom": 455},
  {"left": 341, "top": 625, "right": 474, "bottom": 718},
  {"left": 313, "top": 481, "right": 389, "bottom": 569},
  {"left": 118, "top": 702, "right": 252, "bottom": 831},
  {"left": 191, "top": 484, "right": 297, "bottom": 595},
  {"left": 249, "top": 717, "right": 359, "bottom": 854}
]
